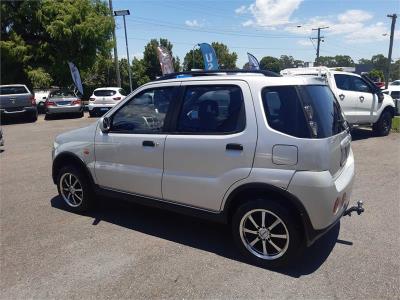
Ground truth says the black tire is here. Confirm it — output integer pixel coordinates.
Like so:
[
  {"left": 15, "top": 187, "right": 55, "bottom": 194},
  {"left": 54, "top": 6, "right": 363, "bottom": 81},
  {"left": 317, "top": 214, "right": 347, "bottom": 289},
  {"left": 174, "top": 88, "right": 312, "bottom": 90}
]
[
  {"left": 56, "top": 165, "right": 94, "bottom": 213},
  {"left": 89, "top": 111, "right": 95, "bottom": 118},
  {"left": 44, "top": 113, "right": 51, "bottom": 120},
  {"left": 232, "top": 198, "right": 304, "bottom": 268},
  {"left": 28, "top": 110, "right": 38, "bottom": 122},
  {"left": 373, "top": 110, "right": 392, "bottom": 136},
  {"left": 76, "top": 110, "right": 84, "bottom": 118}
]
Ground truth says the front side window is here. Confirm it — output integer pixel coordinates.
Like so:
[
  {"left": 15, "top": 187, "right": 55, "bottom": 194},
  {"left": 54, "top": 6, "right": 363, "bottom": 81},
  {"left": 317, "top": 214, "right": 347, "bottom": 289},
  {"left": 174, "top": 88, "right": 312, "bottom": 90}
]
[
  {"left": 111, "top": 87, "right": 175, "bottom": 133},
  {"left": 176, "top": 85, "right": 245, "bottom": 134},
  {"left": 351, "top": 76, "right": 371, "bottom": 93},
  {"left": 262, "top": 85, "right": 345, "bottom": 139}
]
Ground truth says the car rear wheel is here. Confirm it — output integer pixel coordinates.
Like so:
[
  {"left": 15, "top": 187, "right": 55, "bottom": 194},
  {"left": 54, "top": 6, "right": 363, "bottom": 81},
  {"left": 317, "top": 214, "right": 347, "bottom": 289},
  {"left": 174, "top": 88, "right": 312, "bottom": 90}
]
[
  {"left": 28, "top": 110, "right": 38, "bottom": 122},
  {"left": 89, "top": 111, "right": 96, "bottom": 118},
  {"left": 232, "top": 198, "right": 303, "bottom": 268},
  {"left": 373, "top": 110, "right": 392, "bottom": 136},
  {"left": 57, "top": 166, "right": 93, "bottom": 212}
]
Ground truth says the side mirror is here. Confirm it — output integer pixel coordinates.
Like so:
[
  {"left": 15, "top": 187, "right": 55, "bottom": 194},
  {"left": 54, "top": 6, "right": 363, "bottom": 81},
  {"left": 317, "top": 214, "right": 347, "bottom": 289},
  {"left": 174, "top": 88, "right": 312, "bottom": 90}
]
[
  {"left": 377, "top": 92, "right": 384, "bottom": 103},
  {"left": 100, "top": 116, "right": 111, "bottom": 133}
]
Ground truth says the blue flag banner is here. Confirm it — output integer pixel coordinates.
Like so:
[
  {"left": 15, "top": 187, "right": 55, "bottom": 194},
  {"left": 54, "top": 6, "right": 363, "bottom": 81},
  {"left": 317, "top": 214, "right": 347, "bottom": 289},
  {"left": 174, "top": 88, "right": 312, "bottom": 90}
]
[
  {"left": 247, "top": 52, "right": 260, "bottom": 70},
  {"left": 198, "top": 43, "right": 219, "bottom": 70},
  {"left": 67, "top": 62, "right": 83, "bottom": 95}
]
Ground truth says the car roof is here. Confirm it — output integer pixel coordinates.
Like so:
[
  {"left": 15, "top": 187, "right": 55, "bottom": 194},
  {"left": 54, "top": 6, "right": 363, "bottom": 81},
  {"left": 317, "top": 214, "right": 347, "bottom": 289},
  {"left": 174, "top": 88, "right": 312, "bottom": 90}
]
[{"left": 0, "top": 84, "right": 28, "bottom": 87}]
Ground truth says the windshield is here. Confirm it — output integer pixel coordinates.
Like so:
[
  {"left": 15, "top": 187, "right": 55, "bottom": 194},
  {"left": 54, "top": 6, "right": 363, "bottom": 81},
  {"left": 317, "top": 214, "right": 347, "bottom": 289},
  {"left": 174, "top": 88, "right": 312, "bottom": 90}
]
[
  {"left": 262, "top": 85, "right": 346, "bottom": 139},
  {"left": 50, "top": 90, "right": 75, "bottom": 98},
  {"left": 94, "top": 90, "right": 116, "bottom": 96}
]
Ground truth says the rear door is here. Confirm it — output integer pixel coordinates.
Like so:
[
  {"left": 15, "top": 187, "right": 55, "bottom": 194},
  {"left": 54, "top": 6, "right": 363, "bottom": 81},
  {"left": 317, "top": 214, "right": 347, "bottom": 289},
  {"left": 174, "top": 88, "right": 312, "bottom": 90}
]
[
  {"left": 162, "top": 80, "right": 257, "bottom": 211},
  {"left": 333, "top": 74, "right": 359, "bottom": 124},
  {"left": 0, "top": 85, "right": 31, "bottom": 109}
]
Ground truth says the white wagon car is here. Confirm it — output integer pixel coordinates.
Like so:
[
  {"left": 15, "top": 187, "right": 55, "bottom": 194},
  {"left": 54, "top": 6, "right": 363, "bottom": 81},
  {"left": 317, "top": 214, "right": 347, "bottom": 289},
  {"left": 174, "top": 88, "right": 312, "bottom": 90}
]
[
  {"left": 88, "top": 87, "right": 127, "bottom": 117},
  {"left": 52, "top": 70, "right": 364, "bottom": 267}
]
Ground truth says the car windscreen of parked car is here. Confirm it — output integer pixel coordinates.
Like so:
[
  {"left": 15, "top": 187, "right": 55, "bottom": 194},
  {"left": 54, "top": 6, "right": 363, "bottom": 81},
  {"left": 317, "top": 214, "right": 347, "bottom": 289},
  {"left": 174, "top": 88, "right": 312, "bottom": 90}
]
[
  {"left": 0, "top": 86, "right": 29, "bottom": 95},
  {"left": 262, "top": 85, "right": 345, "bottom": 139},
  {"left": 94, "top": 90, "right": 117, "bottom": 96}
]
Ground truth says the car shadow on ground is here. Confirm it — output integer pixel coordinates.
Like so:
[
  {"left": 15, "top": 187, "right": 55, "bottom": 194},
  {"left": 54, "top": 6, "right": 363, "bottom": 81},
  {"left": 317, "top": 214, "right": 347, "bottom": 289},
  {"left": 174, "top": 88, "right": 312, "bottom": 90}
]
[
  {"left": 350, "top": 127, "right": 378, "bottom": 141},
  {"left": 51, "top": 195, "right": 346, "bottom": 277},
  {"left": 44, "top": 113, "right": 84, "bottom": 120},
  {"left": 0, "top": 115, "right": 36, "bottom": 125}
]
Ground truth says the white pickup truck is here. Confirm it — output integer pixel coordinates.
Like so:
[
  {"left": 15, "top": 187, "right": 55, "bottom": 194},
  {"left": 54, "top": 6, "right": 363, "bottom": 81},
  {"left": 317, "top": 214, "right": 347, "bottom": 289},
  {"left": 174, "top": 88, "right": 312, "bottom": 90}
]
[{"left": 281, "top": 67, "right": 396, "bottom": 136}]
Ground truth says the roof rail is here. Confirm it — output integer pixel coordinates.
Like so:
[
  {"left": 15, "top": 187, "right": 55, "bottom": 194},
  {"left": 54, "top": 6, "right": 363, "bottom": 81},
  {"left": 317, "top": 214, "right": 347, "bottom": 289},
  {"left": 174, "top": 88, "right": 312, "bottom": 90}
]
[{"left": 155, "top": 69, "right": 280, "bottom": 81}]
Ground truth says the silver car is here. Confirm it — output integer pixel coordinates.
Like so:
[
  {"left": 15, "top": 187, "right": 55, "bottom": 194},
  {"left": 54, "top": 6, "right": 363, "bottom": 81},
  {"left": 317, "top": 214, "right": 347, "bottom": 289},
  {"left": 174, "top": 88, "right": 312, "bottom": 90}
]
[
  {"left": 45, "top": 90, "right": 84, "bottom": 118},
  {"left": 51, "top": 70, "right": 364, "bottom": 267}
]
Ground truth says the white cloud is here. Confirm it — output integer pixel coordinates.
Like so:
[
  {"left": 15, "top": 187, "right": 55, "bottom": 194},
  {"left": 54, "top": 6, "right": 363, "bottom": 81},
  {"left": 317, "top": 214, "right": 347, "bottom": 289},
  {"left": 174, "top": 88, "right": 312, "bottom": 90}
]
[
  {"left": 185, "top": 19, "right": 203, "bottom": 27},
  {"left": 241, "top": 0, "right": 303, "bottom": 28},
  {"left": 285, "top": 9, "right": 390, "bottom": 43},
  {"left": 298, "top": 39, "right": 313, "bottom": 46},
  {"left": 235, "top": 5, "right": 248, "bottom": 15}
]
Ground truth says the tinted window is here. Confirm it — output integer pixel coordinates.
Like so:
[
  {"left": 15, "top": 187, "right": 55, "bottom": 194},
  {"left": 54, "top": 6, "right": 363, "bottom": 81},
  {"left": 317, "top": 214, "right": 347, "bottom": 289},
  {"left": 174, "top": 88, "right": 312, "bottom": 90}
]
[
  {"left": 119, "top": 89, "right": 127, "bottom": 96},
  {"left": 335, "top": 74, "right": 352, "bottom": 91},
  {"left": 94, "top": 90, "right": 117, "bottom": 96},
  {"left": 300, "top": 86, "right": 345, "bottom": 138},
  {"left": 50, "top": 90, "right": 75, "bottom": 98},
  {"left": 391, "top": 91, "right": 400, "bottom": 99},
  {"left": 111, "top": 87, "right": 175, "bottom": 133},
  {"left": 0, "top": 86, "right": 29, "bottom": 95},
  {"left": 262, "top": 86, "right": 310, "bottom": 138},
  {"left": 351, "top": 77, "right": 370, "bottom": 93},
  {"left": 176, "top": 85, "right": 245, "bottom": 133}
]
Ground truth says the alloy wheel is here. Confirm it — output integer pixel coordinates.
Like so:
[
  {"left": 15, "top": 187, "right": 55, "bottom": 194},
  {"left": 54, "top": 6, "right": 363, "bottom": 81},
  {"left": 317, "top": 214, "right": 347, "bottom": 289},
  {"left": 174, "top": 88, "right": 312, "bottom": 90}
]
[{"left": 60, "top": 173, "right": 84, "bottom": 207}]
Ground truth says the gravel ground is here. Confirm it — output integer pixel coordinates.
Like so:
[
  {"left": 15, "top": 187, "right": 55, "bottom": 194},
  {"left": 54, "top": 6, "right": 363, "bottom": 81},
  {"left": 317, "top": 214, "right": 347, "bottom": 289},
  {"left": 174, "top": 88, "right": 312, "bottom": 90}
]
[{"left": 1, "top": 113, "right": 399, "bottom": 299}]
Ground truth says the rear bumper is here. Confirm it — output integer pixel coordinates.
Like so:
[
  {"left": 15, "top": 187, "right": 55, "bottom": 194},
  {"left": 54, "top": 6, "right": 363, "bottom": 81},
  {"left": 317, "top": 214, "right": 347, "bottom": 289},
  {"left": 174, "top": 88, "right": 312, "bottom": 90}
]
[
  {"left": 87, "top": 103, "right": 117, "bottom": 110},
  {"left": 1, "top": 106, "right": 37, "bottom": 115},
  {"left": 46, "top": 105, "right": 83, "bottom": 114},
  {"left": 288, "top": 149, "right": 355, "bottom": 244}
]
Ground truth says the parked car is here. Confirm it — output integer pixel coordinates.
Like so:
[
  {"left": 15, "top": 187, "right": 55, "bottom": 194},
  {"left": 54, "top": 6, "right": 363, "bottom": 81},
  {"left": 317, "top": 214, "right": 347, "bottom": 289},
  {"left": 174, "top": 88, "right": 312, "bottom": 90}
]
[
  {"left": 0, "top": 84, "right": 38, "bottom": 122},
  {"left": 88, "top": 87, "right": 127, "bottom": 117},
  {"left": 389, "top": 80, "right": 400, "bottom": 86},
  {"left": 281, "top": 67, "right": 396, "bottom": 136},
  {"left": 383, "top": 85, "right": 400, "bottom": 115},
  {"left": 0, "top": 127, "right": 4, "bottom": 148},
  {"left": 373, "top": 81, "right": 385, "bottom": 89},
  {"left": 52, "top": 70, "right": 364, "bottom": 267},
  {"left": 33, "top": 89, "right": 52, "bottom": 112},
  {"left": 45, "top": 89, "right": 83, "bottom": 119}
]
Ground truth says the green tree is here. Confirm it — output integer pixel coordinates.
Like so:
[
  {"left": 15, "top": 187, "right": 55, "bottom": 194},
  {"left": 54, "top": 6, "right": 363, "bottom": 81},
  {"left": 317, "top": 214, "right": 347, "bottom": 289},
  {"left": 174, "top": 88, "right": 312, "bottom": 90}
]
[
  {"left": 369, "top": 69, "right": 385, "bottom": 82},
  {"left": 183, "top": 49, "right": 204, "bottom": 70},
  {"left": 334, "top": 55, "right": 354, "bottom": 67},
  {"left": 371, "top": 54, "right": 388, "bottom": 72},
  {"left": 131, "top": 58, "right": 150, "bottom": 89},
  {"left": 279, "top": 55, "right": 295, "bottom": 69},
  {"left": 1, "top": 0, "right": 114, "bottom": 90},
  {"left": 260, "top": 56, "right": 281, "bottom": 73}
]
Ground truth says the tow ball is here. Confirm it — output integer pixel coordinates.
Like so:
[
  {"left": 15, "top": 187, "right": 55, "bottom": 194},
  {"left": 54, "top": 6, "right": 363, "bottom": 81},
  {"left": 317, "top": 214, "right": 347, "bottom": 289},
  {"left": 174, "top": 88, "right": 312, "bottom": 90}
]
[{"left": 344, "top": 200, "right": 365, "bottom": 216}]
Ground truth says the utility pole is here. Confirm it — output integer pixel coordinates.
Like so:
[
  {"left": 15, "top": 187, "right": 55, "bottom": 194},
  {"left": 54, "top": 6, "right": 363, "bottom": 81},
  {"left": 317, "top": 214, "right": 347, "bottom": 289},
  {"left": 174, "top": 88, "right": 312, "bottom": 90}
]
[
  {"left": 385, "top": 14, "right": 397, "bottom": 89},
  {"left": 311, "top": 26, "right": 329, "bottom": 65},
  {"left": 109, "top": 0, "right": 121, "bottom": 87},
  {"left": 114, "top": 10, "right": 133, "bottom": 92}
]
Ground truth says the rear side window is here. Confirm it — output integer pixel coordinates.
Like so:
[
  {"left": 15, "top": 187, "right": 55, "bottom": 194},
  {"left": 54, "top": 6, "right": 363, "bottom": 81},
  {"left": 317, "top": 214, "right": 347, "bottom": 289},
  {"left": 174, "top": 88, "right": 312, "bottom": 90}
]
[
  {"left": 390, "top": 91, "right": 400, "bottom": 99},
  {"left": 0, "top": 86, "right": 29, "bottom": 95},
  {"left": 94, "top": 90, "right": 117, "bottom": 96},
  {"left": 262, "top": 86, "right": 310, "bottom": 138},
  {"left": 176, "top": 85, "right": 245, "bottom": 134},
  {"left": 334, "top": 74, "right": 352, "bottom": 91}
]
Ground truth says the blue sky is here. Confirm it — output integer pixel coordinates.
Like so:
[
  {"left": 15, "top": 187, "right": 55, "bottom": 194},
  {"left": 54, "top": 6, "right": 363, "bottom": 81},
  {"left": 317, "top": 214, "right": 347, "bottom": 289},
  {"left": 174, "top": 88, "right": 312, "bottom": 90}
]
[{"left": 112, "top": 0, "right": 399, "bottom": 67}]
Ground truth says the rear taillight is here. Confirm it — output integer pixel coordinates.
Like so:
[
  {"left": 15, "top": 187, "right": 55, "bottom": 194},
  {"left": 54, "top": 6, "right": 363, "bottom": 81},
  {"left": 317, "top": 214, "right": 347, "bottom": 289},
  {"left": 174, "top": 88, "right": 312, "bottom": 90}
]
[
  {"left": 72, "top": 99, "right": 81, "bottom": 105},
  {"left": 89, "top": 97, "right": 95, "bottom": 101},
  {"left": 30, "top": 95, "right": 36, "bottom": 106},
  {"left": 113, "top": 97, "right": 121, "bottom": 101},
  {"left": 46, "top": 101, "right": 55, "bottom": 107}
]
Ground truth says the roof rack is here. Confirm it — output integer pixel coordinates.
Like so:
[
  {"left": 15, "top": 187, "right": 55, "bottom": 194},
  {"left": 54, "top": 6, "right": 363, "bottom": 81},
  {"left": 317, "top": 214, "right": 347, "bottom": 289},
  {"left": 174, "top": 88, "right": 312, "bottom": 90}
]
[{"left": 155, "top": 69, "right": 280, "bottom": 81}]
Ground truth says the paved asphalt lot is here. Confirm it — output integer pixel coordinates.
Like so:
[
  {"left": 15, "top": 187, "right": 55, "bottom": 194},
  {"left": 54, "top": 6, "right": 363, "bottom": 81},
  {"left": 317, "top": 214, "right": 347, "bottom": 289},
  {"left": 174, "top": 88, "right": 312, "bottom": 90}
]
[{"left": 1, "top": 113, "right": 399, "bottom": 299}]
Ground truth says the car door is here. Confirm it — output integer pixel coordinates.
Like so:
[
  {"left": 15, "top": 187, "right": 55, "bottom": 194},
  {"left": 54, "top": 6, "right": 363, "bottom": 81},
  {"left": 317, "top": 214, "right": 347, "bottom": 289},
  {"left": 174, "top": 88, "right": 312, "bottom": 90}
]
[
  {"left": 162, "top": 80, "right": 257, "bottom": 211},
  {"left": 94, "top": 83, "right": 179, "bottom": 198},
  {"left": 349, "top": 75, "right": 377, "bottom": 124},
  {"left": 333, "top": 74, "right": 359, "bottom": 124}
]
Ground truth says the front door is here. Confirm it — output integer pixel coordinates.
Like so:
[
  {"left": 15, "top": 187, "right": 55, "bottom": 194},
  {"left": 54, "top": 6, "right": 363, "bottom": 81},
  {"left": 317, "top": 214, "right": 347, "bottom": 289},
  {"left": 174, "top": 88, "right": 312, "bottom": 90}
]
[
  {"left": 94, "top": 84, "right": 179, "bottom": 198},
  {"left": 333, "top": 74, "right": 359, "bottom": 124},
  {"left": 162, "top": 81, "right": 257, "bottom": 211},
  {"left": 348, "top": 75, "right": 377, "bottom": 124}
]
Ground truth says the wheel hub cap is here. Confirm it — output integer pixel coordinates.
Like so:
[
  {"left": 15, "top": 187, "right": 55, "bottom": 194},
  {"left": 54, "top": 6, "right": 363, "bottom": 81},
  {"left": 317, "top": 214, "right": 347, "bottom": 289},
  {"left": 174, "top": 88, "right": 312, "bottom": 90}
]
[{"left": 258, "top": 228, "right": 270, "bottom": 240}]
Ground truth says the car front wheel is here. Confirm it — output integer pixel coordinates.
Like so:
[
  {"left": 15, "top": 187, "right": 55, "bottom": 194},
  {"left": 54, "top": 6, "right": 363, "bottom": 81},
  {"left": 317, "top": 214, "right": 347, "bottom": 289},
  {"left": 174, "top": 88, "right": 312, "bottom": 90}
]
[
  {"left": 57, "top": 166, "right": 93, "bottom": 212},
  {"left": 232, "top": 199, "right": 303, "bottom": 268},
  {"left": 373, "top": 110, "right": 392, "bottom": 136}
]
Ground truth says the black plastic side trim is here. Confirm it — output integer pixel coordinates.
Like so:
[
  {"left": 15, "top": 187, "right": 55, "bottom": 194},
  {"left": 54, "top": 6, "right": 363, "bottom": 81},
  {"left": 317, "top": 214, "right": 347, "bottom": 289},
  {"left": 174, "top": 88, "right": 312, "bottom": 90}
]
[
  {"left": 52, "top": 152, "right": 95, "bottom": 186},
  {"left": 94, "top": 186, "right": 228, "bottom": 224}
]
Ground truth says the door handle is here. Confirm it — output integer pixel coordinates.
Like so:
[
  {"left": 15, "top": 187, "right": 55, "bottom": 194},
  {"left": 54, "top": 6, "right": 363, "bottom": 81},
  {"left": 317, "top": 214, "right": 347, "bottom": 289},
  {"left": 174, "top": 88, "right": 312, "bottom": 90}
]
[
  {"left": 339, "top": 94, "right": 345, "bottom": 101},
  {"left": 226, "top": 143, "right": 243, "bottom": 151},
  {"left": 142, "top": 140, "right": 156, "bottom": 147},
  {"left": 359, "top": 96, "right": 364, "bottom": 102}
]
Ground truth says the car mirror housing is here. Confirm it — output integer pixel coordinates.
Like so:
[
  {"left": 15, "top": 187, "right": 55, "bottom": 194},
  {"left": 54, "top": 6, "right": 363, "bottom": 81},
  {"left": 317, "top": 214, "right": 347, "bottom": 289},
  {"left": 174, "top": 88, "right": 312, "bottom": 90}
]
[{"left": 100, "top": 117, "right": 111, "bottom": 133}]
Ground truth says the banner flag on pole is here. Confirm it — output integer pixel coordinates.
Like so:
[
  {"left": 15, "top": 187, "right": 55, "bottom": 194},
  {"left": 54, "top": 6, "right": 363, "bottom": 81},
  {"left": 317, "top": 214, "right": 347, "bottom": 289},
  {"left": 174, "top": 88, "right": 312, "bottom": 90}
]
[
  {"left": 67, "top": 62, "right": 83, "bottom": 95},
  {"left": 247, "top": 52, "right": 260, "bottom": 70},
  {"left": 156, "top": 46, "right": 174, "bottom": 75},
  {"left": 198, "top": 43, "right": 219, "bottom": 70}
]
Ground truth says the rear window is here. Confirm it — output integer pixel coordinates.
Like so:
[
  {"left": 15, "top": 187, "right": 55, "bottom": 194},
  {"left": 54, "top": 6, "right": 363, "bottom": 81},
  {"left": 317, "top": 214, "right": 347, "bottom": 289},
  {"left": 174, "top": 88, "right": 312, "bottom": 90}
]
[
  {"left": 262, "top": 85, "right": 345, "bottom": 138},
  {"left": 94, "top": 90, "right": 116, "bottom": 96},
  {"left": 49, "top": 90, "right": 75, "bottom": 98},
  {"left": 0, "top": 86, "right": 29, "bottom": 95}
]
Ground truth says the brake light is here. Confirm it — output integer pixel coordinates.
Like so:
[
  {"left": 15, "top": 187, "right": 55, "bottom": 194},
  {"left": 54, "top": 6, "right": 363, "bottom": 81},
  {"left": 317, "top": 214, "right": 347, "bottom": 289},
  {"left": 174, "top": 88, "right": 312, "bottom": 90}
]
[
  {"left": 72, "top": 99, "right": 81, "bottom": 105},
  {"left": 46, "top": 101, "right": 56, "bottom": 107},
  {"left": 113, "top": 97, "right": 121, "bottom": 101},
  {"left": 89, "top": 97, "right": 95, "bottom": 101},
  {"left": 30, "top": 95, "right": 36, "bottom": 106}
]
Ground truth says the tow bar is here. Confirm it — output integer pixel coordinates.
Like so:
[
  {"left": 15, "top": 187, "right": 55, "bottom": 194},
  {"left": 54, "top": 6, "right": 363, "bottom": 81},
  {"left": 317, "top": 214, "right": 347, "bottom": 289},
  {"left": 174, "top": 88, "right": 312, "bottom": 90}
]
[{"left": 344, "top": 200, "right": 365, "bottom": 216}]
